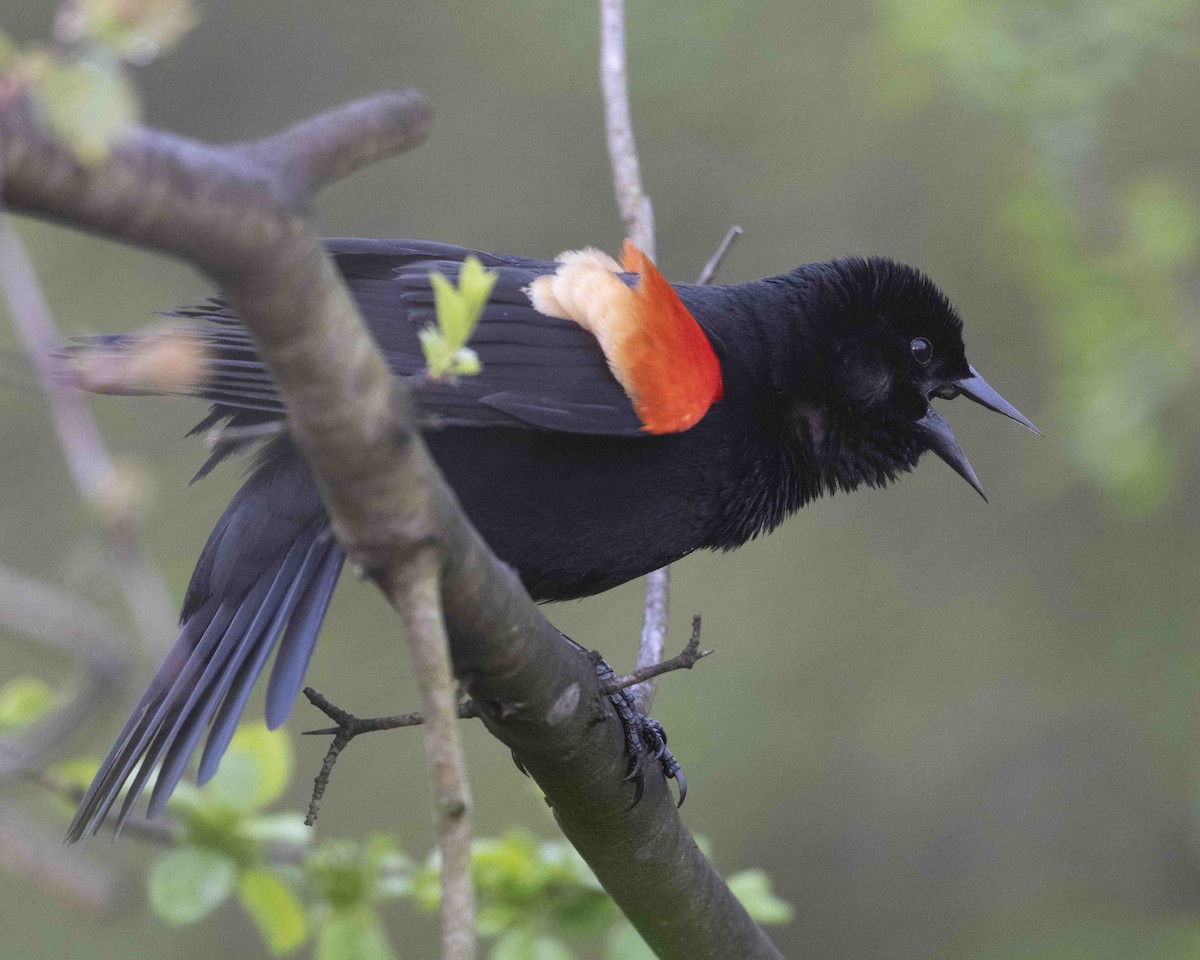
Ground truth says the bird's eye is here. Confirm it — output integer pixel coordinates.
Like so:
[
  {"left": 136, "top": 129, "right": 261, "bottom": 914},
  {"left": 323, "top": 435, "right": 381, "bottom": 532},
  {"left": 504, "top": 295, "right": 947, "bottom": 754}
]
[{"left": 910, "top": 338, "right": 933, "bottom": 364}]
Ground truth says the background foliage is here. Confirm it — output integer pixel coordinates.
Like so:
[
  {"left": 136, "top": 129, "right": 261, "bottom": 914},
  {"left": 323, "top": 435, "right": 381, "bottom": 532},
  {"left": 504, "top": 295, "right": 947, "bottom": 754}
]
[{"left": 2, "top": 0, "right": 1200, "bottom": 957}]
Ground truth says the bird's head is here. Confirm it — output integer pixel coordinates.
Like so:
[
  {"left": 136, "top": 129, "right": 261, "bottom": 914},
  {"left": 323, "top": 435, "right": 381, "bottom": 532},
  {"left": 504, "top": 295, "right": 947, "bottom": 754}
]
[{"left": 779, "top": 256, "right": 1037, "bottom": 499}]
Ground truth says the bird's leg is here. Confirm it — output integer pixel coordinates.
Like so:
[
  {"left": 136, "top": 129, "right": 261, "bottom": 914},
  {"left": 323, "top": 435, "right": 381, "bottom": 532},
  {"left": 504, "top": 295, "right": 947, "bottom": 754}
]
[
  {"left": 591, "top": 647, "right": 687, "bottom": 808},
  {"left": 536, "top": 633, "right": 687, "bottom": 807}
]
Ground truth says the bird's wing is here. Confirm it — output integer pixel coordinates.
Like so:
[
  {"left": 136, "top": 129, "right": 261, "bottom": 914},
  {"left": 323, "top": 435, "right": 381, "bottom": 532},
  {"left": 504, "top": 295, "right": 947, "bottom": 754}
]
[
  {"left": 150, "top": 238, "right": 715, "bottom": 441},
  {"left": 154, "top": 238, "right": 722, "bottom": 440}
]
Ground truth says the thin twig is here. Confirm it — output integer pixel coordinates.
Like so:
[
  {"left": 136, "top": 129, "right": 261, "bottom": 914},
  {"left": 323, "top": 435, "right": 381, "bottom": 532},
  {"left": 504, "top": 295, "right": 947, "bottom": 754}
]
[
  {"left": 301, "top": 687, "right": 481, "bottom": 826},
  {"left": 607, "top": 613, "right": 711, "bottom": 693},
  {"left": 0, "top": 216, "right": 176, "bottom": 654},
  {"left": 628, "top": 227, "right": 742, "bottom": 713},
  {"left": 632, "top": 567, "right": 670, "bottom": 713},
  {"left": 599, "top": 0, "right": 671, "bottom": 716},
  {"left": 600, "top": 0, "right": 654, "bottom": 258},
  {"left": 301, "top": 691, "right": 481, "bottom": 739},
  {"left": 391, "top": 554, "right": 474, "bottom": 960},
  {"left": 697, "top": 225, "right": 744, "bottom": 285},
  {"left": 0, "top": 565, "right": 129, "bottom": 777},
  {"left": 0, "top": 565, "right": 130, "bottom": 909}
]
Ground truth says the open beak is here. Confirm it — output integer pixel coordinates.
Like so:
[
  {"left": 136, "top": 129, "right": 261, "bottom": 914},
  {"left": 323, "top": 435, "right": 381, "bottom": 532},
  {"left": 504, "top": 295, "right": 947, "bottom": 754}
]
[
  {"left": 957, "top": 366, "right": 1041, "bottom": 435},
  {"left": 916, "top": 367, "right": 1038, "bottom": 501},
  {"left": 916, "top": 409, "right": 987, "bottom": 501}
]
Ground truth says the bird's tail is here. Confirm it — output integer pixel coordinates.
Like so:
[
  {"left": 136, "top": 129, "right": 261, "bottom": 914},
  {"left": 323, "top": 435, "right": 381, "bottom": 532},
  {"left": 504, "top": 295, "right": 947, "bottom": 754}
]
[{"left": 66, "top": 441, "right": 344, "bottom": 841}]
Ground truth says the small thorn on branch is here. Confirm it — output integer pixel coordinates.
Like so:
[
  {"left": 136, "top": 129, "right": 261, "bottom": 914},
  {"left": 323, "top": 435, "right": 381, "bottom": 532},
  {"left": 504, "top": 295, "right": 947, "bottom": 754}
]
[
  {"left": 605, "top": 613, "right": 712, "bottom": 694},
  {"left": 300, "top": 687, "right": 481, "bottom": 825}
]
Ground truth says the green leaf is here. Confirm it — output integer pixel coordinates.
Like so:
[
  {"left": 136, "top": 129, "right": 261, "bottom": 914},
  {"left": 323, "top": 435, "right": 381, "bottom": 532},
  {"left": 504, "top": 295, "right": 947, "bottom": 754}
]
[
  {"left": 308, "top": 839, "right": 385, "bottom": 910},
  {"left": 726, "top": 869, "right": 793, "bottom": 925},
  {"left": 472, "top": 830, "right": 546, "bottom": 899},
  {"left": 31, "top": 50, "right": 140, "bottom": 164},
  {"left": 429, "top": 271, "right": 469, "bottom": 345},
  {"left": 457, "top": 256, "right": 498, "bottom": 326},
  {"left": 147, "top": 847, "right": 236, "bottom": 926},
  {"left": 316, "top": 906, "right": 395, "bottom": 960},
  {"left": 204, "top": 723, "right": 294, "bottom": 812},
  {"left": 605, "top": 922, "right": 656, "bottom": 960},
  {"left": 75, "top": 0, "right": 198, "bottom": 65},
  {"left": 422, "top": 259, "right": 494, "bottom": 379},
  {"left": 490, "top": 925, "right": 574, "bottom": 960},
  {"left": 0, "top": 677, "right": 56, "bottom": 732},
  {"left": 238, "top": 867, "right": 308, "bottom": 954}
]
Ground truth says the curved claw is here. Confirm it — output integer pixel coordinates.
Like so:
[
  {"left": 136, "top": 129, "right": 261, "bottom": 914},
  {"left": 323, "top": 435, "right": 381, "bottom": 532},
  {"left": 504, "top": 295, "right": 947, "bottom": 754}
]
[
  {"left": 511, "top": 751, "right": 530, "bottom": 778},
  {"left": 672, "top": 764, "right": 687, "bottom": 808},
  {"left": 628, "top": 771, "right": 645, "bottom": 809},
  {"left": 624, "top": 748, "right": 645, "bottom": 783},
  {"left": 648, "top": 731, "right": 666, "bottom": 764}
]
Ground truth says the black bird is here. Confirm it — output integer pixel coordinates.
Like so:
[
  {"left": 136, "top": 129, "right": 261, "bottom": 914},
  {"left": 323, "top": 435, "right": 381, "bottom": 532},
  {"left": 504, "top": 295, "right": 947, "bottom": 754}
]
[{"left": 63, "top": 238, "right": 1036, "bottom": 840}]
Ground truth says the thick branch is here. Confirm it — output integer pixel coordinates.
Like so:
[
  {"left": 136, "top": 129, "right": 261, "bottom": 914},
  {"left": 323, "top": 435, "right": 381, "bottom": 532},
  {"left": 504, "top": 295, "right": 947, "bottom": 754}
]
[{"left": 0, "top": 90, "right": 781, "bottom": 959}]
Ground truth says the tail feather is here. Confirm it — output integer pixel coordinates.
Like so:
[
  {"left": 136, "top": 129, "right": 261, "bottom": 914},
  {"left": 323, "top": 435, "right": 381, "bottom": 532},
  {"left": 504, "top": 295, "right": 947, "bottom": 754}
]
[
  {"left": 141, "top": 567, "right": 282, "bottom": 822},
  {"left": 66, "top": 606, "right": 218, "bottom": 841},
  {"left": 265, "top": 539, "right": 345, "bottom": 729},
  {"left": 66, "top": 444, "right": 345, "bottom": 841},
  {"left": 196, "top": 536, "right": 330, "bottom": 786}
]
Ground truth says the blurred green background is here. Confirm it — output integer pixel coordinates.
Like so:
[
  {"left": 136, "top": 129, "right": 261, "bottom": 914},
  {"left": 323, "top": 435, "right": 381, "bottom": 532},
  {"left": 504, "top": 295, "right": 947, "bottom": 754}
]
[{"left": 3, "top": 0, "right": 1200, "bottom": 957}]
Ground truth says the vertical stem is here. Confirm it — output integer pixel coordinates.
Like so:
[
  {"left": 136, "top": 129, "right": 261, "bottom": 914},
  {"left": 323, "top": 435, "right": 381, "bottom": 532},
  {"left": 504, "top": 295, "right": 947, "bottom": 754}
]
[
  {"left": 600, "top": 0, "right": 655, "bottom": 260},
  {"left": 394, "top": 552, "right": 475, "bottom": 960},
  {"left": 633, "top": 567, "right": 670, "bottom": 712},
  {"left": 599, "top": 0, "right": 669, "bottom": 703}
]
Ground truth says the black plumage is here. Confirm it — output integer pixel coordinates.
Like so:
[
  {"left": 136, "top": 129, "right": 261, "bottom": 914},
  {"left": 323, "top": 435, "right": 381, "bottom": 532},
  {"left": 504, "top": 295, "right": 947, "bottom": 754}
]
[{"left": 64, "top": 238, "right": 1034, "bottom": 840}]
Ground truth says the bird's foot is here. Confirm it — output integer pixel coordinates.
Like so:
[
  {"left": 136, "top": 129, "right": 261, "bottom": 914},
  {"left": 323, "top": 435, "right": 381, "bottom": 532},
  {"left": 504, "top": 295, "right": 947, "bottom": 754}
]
[
  {"left": 510, "top": 650, "right": 686, "bottom": 808},
  {"left": 591, "top": 651, "right": 686, "bottom": 808}
]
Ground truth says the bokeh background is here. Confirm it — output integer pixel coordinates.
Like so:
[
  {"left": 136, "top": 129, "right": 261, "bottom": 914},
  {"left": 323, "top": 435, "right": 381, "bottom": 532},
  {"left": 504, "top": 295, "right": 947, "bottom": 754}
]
[{"left": 3, "top": 0, "right": 1200, "bottom": 957}]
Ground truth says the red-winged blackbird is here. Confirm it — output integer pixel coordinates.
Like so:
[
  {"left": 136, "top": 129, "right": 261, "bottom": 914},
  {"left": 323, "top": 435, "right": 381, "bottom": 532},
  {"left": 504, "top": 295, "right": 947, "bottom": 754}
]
[{"left": 64, "top": 238, "right": 1036, "bottom": 840}]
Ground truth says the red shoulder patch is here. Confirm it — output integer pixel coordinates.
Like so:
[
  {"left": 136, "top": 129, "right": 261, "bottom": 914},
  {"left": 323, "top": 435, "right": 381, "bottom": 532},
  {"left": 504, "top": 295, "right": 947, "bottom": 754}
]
[
  {"left": 526, "top": 242, "right": 723, "bottom": 433},
  {"left": 617, "top": 241, "right": 723, "bottom": 433}
]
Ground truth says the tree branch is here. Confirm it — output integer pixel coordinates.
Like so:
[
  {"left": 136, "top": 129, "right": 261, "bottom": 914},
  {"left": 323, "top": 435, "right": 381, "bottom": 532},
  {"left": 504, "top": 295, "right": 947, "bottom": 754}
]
[
  {"left": 0, "top": 565, "right": 131, "bottom": 912},
  {"left": 599, "top": 0, "right": 654, "bottom": 258},
  {"left": 1, "top": 84, "right": 782, "bottom": 959},
  {"left": 606, "top": 614, "right": 711, "bottom": 693},
  {"left": 391, "top": 552, "right": 474, "bottom": 960},
  {"left": 0, "top": 214, "right": 177, "bottom": 653},
  {"left": 0, "top": 564, "right": 128, "bottom": 776}
]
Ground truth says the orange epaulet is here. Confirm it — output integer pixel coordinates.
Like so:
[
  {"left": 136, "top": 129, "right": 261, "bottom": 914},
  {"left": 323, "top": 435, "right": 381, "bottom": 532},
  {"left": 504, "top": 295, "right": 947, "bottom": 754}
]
[{"left": 527, "top": 241, "right": 723, "bottom": 433}]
